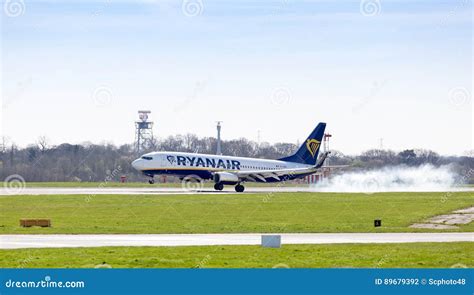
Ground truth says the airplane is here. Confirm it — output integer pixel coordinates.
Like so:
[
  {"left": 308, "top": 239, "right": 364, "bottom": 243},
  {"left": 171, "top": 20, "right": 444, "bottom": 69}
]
[{"left": 131, "top": 122, "right": 329, "bottom": 192}]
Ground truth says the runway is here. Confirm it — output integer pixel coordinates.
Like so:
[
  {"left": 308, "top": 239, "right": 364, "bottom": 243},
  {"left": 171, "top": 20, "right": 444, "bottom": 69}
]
[
  {"left": 1, "top": 233, "right": 472, "bottom": 249},
  {"left": 0, "top": 187, "right": 312, "bottom": 195},
  {"left": 1, "top": 186, "right": 473, "bottom": 195}
]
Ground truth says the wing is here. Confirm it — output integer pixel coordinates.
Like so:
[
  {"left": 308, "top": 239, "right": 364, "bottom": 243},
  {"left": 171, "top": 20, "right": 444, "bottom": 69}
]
[
  {"left": 235, "top": 166, "right": 317, "bottom": 182},
  {"left": 233, "top": 151, "right": 331, "bottom": 182}
]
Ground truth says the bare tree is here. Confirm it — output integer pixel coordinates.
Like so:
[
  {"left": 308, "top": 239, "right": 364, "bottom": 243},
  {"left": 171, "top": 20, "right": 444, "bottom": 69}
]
[
  {"left": 0, "top": 136, "right": 10, "bottom": 153},
  {"left": 37, "top": 136, "right": 50, "bottom": 153},
  {"left": 0, "top": 134, "right": 472, "bottom": 183}
]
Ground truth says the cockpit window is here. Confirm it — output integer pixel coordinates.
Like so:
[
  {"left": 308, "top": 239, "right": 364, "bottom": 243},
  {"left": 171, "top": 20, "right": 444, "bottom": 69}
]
[{"left": 141, "top": 156, "right": 153, "bottom": 160}]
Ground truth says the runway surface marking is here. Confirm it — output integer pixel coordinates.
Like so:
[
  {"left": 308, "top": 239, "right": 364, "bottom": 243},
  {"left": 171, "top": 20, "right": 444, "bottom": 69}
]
[{"left": 1, "top": 233, "right": 472, "bottom": 249}]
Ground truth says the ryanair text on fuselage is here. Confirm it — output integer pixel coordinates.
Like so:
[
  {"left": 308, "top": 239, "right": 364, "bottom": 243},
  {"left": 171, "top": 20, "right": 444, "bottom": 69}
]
[{"left": 167, "top": 155, "right": 241, "bottom": 170}]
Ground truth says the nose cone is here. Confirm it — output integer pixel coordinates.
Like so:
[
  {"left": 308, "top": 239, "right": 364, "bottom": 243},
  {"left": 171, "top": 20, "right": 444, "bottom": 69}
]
[{"left": 131, "top": 159, "right": 142, "bottom": 171}]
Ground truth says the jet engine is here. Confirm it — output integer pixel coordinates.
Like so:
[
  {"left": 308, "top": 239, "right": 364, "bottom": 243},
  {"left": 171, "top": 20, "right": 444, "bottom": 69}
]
[{"left": 213, "top": 172, "right": 239, "bottom": 185}]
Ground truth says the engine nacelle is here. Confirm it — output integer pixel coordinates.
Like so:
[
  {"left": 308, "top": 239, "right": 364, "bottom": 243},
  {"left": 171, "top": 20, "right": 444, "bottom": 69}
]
[{"left": 214, "top": 172, "right": 239, "bottom": 185}]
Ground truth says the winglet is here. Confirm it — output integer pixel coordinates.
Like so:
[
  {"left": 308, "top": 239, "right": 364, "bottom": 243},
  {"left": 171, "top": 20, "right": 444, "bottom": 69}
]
[{"left": 314, "top": 151, "right": 330, "bottom": 169}]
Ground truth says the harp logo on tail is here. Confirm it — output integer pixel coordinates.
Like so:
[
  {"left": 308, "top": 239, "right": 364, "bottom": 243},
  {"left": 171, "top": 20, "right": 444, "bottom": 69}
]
[{"left": 306, "top": 139, "right": 321, "bottom": 158}]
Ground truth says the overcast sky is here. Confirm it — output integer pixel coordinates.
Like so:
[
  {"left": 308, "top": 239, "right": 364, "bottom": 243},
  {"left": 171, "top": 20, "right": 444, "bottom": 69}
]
[{"left": 1, "top": 0, "right": 472, "bottom": 155}]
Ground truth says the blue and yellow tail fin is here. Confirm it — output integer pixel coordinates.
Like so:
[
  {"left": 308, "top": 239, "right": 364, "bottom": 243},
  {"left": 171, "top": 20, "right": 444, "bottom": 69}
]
[{"left": 279, "top": 122, "right": 326, "bottom": 165}]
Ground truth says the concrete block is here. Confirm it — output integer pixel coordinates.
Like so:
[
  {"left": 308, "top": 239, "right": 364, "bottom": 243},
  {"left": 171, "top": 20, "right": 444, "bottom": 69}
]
[{"left": 261, "top": 235, "right": 281, "bottom": 248}]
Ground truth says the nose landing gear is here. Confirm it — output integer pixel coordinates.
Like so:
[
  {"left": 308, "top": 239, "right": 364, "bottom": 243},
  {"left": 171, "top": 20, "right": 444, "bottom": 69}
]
[
  {"left": 214, "top": 183, "right": 224, "bottom": 191},
  {"left": 148, "top": 178, "right": 155, "bottom": 184}
]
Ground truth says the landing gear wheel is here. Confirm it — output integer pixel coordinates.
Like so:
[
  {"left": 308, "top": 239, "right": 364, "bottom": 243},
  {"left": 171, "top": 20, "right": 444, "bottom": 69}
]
[
  {"left": 235, "top": 184, "right": 245, "bottom": 192},
  {"left": 148, "top": 178, "right": 155, "bottom": 184},
  {"left": 214, "top": 183, "right": 224, "bottom": 191}
]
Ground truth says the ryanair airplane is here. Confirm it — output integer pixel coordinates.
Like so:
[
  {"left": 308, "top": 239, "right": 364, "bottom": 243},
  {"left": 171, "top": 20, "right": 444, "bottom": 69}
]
[{"left": 132, "top": 123, "right": 329, "bottom": 192}]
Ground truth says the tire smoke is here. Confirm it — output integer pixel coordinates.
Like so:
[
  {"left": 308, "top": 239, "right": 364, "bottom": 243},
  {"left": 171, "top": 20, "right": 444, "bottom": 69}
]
[{"left": 313, "top": 164, "right": 460, "bottom": 192}]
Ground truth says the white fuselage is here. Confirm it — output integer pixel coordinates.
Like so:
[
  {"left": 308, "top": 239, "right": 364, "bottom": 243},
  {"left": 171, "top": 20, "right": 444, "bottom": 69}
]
[{"left": 132, "top": 151, "right": 311, "bottom": 181}]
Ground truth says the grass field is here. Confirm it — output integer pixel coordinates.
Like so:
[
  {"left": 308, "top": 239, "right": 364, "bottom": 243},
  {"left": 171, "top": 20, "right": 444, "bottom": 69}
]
[
  {"left": 1, "top": 192, "right": 472, "bottom": 234},
  {"left": 1, "top": 243, "right": 472, "bottom": 268}
]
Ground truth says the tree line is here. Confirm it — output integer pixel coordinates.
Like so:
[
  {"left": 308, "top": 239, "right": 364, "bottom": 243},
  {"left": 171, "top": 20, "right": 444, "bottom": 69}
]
[{"left": 0, "top": 136, "right": 472, "bottom": 183}]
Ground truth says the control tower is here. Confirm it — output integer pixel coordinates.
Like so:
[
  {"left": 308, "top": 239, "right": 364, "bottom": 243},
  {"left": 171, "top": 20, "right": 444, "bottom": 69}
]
[{"left": 135, "top": 110, "right": 154, "bottom": 153}]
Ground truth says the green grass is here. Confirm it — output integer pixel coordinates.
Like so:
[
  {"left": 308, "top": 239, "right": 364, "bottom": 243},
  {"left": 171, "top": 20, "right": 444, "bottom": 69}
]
[
  {"left": 0, "top": 243, "right": 472, "bottom": 268},
  {"left": 0, "top": 192, "right": 472, "bottom": 234}
]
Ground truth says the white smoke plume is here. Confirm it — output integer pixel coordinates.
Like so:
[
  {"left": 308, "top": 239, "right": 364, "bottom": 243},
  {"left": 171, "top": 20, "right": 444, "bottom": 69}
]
[{"left": 313, "top": 164, "right": 461, "bottom": 193}]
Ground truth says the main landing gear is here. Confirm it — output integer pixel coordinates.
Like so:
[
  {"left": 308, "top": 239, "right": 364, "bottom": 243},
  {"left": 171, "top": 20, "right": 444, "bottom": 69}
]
[
  {"left": 148, "top": 177, "right": 155, "bottom": 184},
  {"left": 214, "top": 183, "right": 224, "bottom": 191},
  {"left": 213, "top": 183, "right": 245, "bottom": 192},
  {"left": 235, "top": 184, "right": 245, "bottom": 192}
]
